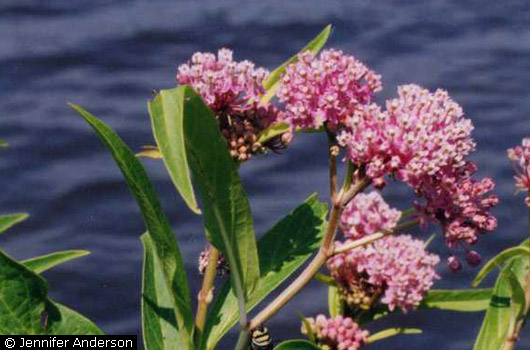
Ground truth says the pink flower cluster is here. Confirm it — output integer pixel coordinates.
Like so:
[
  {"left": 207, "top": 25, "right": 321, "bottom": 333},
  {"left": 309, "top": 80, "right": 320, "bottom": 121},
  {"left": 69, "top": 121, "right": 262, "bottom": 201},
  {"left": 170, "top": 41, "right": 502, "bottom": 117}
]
[
  {"left": 415, "top": 163, "right": 498, "bottom": 249},
  {"left": 277, "top": 49, "right": 382, "bottom": 130},
  {"left": 301, "top": 315, "right": 369, "bottom": 350},
  {"left": 508, "top": 138, "right": 530, "bottom": 197},
  {"left": 337, "top": 84, "right": 476, "bottom": 188},
  {"left": 177, "top": 48, "right": 268, "bottom": 111},
  {"left": 198, "top": 247, "right": 230, "bottom": 276},
  {"left": 340, "top": 192, "right": 401, "bottom": 239},
  {"left": 328, "top": 235, "right": 440, "bottom": 312}
]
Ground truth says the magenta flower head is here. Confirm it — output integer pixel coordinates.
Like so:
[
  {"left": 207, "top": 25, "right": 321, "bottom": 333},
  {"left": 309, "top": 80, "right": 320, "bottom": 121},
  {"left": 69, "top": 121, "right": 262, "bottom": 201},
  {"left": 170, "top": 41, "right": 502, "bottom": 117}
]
[
  {"left": 340, "top": 192, "right": 402, "bottom": 239},
  {"left": 277, "top": 49, "right": 382, "bottom": 131},
  {"left": 508, "top": 138, "right": 530, "bottom": 202},
  {"left": 198, "top": 247, "right": 230, "bottom": 276},
  {"left": 177, "top": 49, "right": 286, "bottom": 162},
  {"left": 177, "top": 48, "right": 268, "bottom": 111},
  {"left": 301, "top": 314, "right": 369, "bottom": 350},
  {"left": 328, "top": 235, "right": 440, "bottom": 312},
  {"left": 338, "top": 84, "right": 476, "bottom": 187}
]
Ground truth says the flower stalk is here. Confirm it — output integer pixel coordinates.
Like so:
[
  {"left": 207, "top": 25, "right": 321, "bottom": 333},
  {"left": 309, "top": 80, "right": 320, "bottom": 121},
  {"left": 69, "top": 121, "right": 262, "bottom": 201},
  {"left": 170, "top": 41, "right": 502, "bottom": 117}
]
[{"left": 195, "top": 245, "right": 220, "bottom": 334}]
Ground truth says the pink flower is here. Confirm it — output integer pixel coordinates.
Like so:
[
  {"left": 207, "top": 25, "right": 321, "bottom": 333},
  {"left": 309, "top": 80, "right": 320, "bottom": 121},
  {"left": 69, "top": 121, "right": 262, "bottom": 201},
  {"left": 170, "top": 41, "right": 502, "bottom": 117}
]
[
  {"left": 301, "top": 315, "right": 369, "bottom": 350},
  {"left": 508, "top": 138, "right": 530, "bottom": 198},
  {"left": 177, "top": 49, "right": 286, "bottom": 162},
  {"left": 198, "top": 247, "right": 230, "bottom": 276},
  {"left": 328, "top": 235, "right": 440, "bottom": 312},
  {"left": 177, "top": 48, "right": 268, "bottom": 111},
  {"left": 277, "top": 49, "right": 382, "bottom": 130},
  {"left": 338, "top": 84, "right": 476, "bottom": 187},
  {"left": 340, "top": 192, "right": 402, "bottom": 239}
]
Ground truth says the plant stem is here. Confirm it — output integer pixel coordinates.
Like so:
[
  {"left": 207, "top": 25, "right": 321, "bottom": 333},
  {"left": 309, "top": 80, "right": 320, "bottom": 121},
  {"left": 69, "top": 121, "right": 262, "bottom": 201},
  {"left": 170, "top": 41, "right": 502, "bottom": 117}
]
[
  {"left": 195, "top": 245, "right": 219, "bottom": 334},
  {"left": 331, "top": 219, "right": 420, "bottom": 256},
  {"left": 248, "top": 177, "right": 370, "bottom": 331},
  {"left": 501, "top": 205, "right": 530, "bottom": 350}
]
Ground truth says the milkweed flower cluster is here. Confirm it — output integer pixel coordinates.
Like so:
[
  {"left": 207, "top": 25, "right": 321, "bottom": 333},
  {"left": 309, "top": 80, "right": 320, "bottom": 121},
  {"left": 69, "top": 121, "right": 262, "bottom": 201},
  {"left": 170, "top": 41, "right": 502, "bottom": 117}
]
[
  {"left": 336, "top": 84, "right": 498, "bottom": 251},
  {"left": 177, "top": 49, "right": 286, "bottom": 162},
  {"left": 277, "top": 49, "right": 382, "bottom": 130},
  {"left": 301, "top": 315, "right": 369, "bottom": 350},
  {"left": 328, "top": 235, "right": 440, "bottom": 312},
  {"left": 198, "top": 247, "right": 230, "bottom": 276},
  {"left": 339, "top": 192, "right": 401, "bottom": 239},
  {"left": 508, "top": 138, "right": 530, "bottom": 201}
]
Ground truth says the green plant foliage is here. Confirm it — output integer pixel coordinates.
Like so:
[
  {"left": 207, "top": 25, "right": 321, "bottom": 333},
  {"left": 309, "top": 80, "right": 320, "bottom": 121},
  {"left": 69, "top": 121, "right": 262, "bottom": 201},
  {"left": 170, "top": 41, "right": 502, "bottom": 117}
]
[
  {"left": 141, "top": 234, "right": 179, "bottom": 350},
  {"left": 22, "top": 250, "right": 90, "bottom": 274},
  {"left": 71, "top": 104, "right": 193, "bottom": 349},
  {"left": 367, "top": 328, "right": 422, "bottom": 344},
  {"left": 148, "top": 89, "right": 200, "bottom": 214},
  {"left": 273, "top": 340, "right": 322, "bottom": 350},
  {"left": 473, "top": 256, "right": 528, "bottom": 350},
  {"left": 203, "top": 194, "right": 328, "bottom": 350},
  {"left": 420, "top": 289, "right": 493, "bottom": 312},
  {"left": 328, "top": 285, "right": 343, "bottom": 318},
  {"left": 472, "top": 246, "right": 530, "bottom": 287},
  {"left": 179, "top": 86, "right": 260, "bottom": 311},
  {"left": 261, "top": 25, "right": 332, "bottom": 104},
  {"left": 0, "top": 213, "right": 29, "bottom": 235},
  {"left": 0, "top": 140, "right": 8, "bottom": 148},
  {"left": 0, "top": 248, "right": 102, "bottom": 335}
]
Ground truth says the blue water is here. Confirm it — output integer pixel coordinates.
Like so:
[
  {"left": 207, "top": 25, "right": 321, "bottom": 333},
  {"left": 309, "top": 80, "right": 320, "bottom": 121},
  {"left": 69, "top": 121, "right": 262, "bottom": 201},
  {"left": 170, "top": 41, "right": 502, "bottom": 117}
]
[{"left": 1, "top": 1, "right": 530, "bottom": 349}]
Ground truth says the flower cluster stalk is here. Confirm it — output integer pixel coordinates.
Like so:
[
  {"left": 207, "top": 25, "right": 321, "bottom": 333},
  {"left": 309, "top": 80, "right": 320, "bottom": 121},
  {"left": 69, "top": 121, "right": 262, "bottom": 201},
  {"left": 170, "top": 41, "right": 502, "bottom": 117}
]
[{"left": 195, "top": 245, "right": 220, "bottom": 334}]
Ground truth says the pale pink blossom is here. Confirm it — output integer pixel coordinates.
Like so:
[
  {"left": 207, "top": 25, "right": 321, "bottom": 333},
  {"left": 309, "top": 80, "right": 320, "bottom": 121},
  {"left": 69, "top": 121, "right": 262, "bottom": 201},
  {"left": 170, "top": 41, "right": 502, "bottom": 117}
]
[
  {"left": 301, "top": 315, "right": 369, "bottom": 350},
  {"left": 328, "top": 235, "right": 440, "bottom": 312},
  {"left": 508, "top": 138, "right": 530, "bottom": 198},
  {"left": 277, "top": 49, "right": 382, "bottom": 130},
  {"left": 340, "top": 192, "right": 401, "bottom": 239},
  {"left": 198, "top": 247, "right": 230, "bottom": 276}
]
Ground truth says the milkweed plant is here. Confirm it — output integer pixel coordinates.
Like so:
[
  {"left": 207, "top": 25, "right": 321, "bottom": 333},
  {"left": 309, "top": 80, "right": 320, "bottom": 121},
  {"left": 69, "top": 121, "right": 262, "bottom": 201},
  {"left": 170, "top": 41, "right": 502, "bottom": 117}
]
[{"left": 1, "top": 25, "right": 530, "bottom": 350}]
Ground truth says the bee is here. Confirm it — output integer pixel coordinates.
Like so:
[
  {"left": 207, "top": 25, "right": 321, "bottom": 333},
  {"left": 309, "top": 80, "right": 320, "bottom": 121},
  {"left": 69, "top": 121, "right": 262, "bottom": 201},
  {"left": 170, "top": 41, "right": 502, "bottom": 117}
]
[{"left": 250, "top": 325, "right": 273, "bottom": 350}]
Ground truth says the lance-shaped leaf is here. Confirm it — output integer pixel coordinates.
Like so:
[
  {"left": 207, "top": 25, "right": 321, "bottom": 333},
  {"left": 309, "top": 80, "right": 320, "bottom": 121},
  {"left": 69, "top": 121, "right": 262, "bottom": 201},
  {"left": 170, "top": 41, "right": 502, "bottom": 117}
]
[
  {"left": 141, "top": 234, "right": 179, "bottom": 350},
  {"left": 367, "top": 328, "right": 422, "bottom": 344},
  {"left": 420, "top": 289, "right": 493, "bottom": 312},
  {"left": 23, "top": 250, "right": 90, "bottom": 274},
  {"left": 473, "top": 246, "right": 530, "bottom": 287},
  {"left": 149, "top": 90, "right": 200, "bottom": 214},
  {"left": 203, "top": 194, "right": 327, "bottom": 349},
  {"left": 179, "top": 87, "right": 260, "bottom": 313},
  {"left": 274, "top": 340, "right": 322, "bottom": 350},
  {"left": 71, "top": 104, "right": 193, "bottom": 349},
  {"left": 473, "top": 256, "right": 528, "bottom": 350},
  {"left": 328, "top": 285, "right": 343, "bottom": 318},
  {"left": 261, "top": 24, "right": 332, "bottom": 104},
  {"left": 0, "top": 213, "right": 29, "bottom": 235},
  {"left": 0, "top": 247, "right": 102, "bottom": 335}
]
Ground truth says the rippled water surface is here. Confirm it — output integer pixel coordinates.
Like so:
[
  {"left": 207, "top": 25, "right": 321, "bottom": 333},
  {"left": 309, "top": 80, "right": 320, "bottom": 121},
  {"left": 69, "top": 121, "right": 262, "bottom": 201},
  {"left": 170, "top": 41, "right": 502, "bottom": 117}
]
[{"left": 2, "top": 1, "right": 530, "bottom": 349}]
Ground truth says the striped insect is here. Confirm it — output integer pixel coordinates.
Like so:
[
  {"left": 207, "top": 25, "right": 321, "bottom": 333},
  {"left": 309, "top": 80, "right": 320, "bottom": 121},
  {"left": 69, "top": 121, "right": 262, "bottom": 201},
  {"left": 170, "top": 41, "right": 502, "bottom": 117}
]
[{"left": 250, "top": 325, "right": 273, "bottom": 350}]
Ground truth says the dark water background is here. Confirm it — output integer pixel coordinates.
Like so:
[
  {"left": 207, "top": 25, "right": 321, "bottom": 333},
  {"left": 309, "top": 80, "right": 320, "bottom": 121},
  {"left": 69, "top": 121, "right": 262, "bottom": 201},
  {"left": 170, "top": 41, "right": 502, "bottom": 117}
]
[{"left": 2, "top": 1, "right": 530, "bottom": 349}]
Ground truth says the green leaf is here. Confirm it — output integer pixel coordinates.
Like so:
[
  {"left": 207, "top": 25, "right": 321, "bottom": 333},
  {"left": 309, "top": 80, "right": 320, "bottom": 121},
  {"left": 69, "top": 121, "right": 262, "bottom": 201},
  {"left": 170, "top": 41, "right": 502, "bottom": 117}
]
[
  {"left": 0, "top": 140, "right": 8, "bottom": 148},
  {"left": 71, "top": 103, "right": 193, "bottom": 349},
  {"left": 180, "top": 87, "right": 260, "bottom": 312},
  {"left": 148, "top": 89, "right": 200, "bottom": 214},
  {"left": 141, "top": 234, "right": 179, "bottom": 350},
  {"left": 261, "top": 24, "right": 332, "bottom": 104},
  {"left": 203, "top": 194, "right": 328, "bottom": 350},
  {"left": 473, "top": 246, "right": 529, "bottom": 287},
  {"left": 22, "top": 250, "right": 90, "bottom": 274},
  {"left": 0, "top": 247, "right": 103, "bottom": 335},
  {"left": 421, "top": 289, "right": 493, "bottom": 312},
  {"left": 0, "top": 213, "right": 29, "bottom": 235},
  {"left": 328, "top": 285, "right": 343, "bottom": 317},
  {"left": 506, "top": 269, "right": 526, "bottom": 320},
  {"left": 256, "top": 122, "right": 290, "bottom": 145},
  {"left": 367, "top": 328, "right": 422, "bottom": 344},
  {"left": 473, "top": 256, "right": 528, "bottom": 350},
  {"left": 274, "top": 340, "right": 322, "bottom": 350}
]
